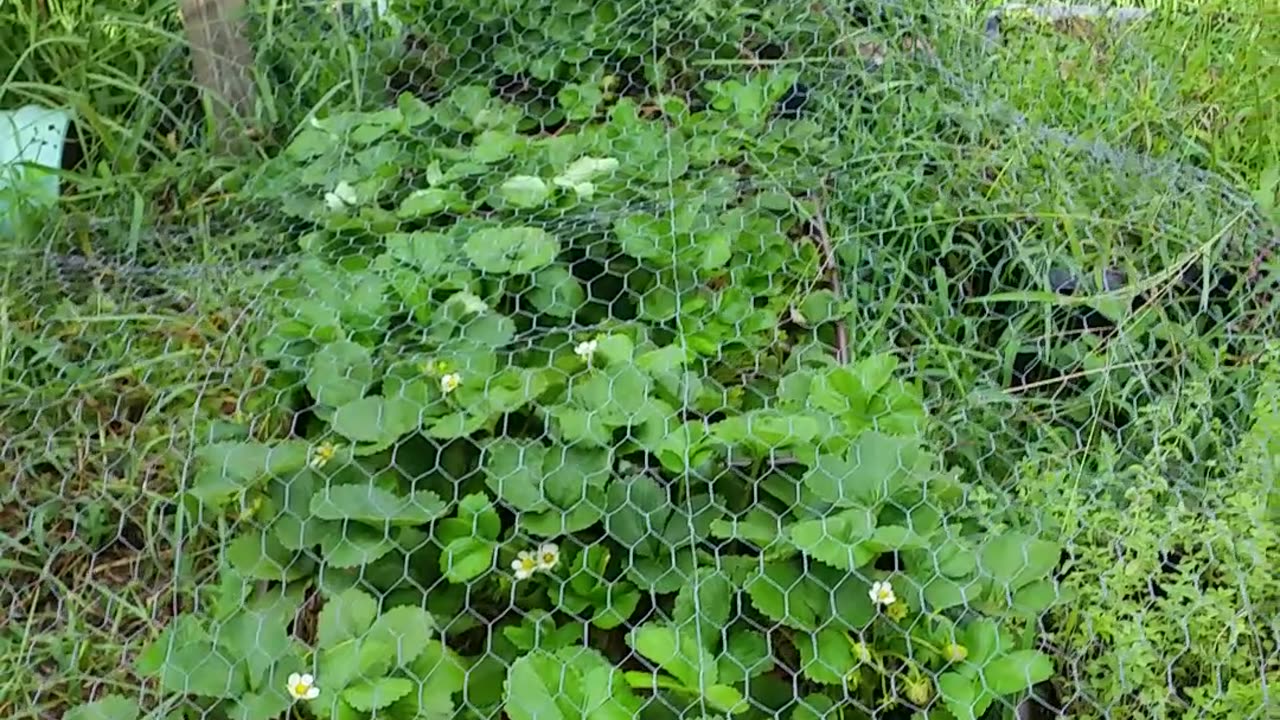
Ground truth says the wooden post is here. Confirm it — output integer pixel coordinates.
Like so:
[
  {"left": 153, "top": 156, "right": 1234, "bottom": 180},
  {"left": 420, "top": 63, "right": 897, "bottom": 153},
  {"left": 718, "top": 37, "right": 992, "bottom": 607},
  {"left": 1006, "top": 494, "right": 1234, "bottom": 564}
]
[{"left": 180, "top": 0, "right": 257, "bottom": 154}]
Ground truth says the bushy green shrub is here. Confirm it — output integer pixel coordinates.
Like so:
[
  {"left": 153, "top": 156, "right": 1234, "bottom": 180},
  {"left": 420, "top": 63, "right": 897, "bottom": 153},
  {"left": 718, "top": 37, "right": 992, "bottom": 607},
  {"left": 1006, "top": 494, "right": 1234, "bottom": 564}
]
[{"left": 1014, "top": 358, "right": 1280, "bottom": 719}]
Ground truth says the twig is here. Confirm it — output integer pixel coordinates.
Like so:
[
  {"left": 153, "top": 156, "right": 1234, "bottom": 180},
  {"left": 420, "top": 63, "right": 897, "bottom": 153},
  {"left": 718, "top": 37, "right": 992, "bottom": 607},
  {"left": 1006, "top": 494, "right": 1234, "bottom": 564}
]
[{"left": 810, "top": 187, "right": 850, "bottom": 364}]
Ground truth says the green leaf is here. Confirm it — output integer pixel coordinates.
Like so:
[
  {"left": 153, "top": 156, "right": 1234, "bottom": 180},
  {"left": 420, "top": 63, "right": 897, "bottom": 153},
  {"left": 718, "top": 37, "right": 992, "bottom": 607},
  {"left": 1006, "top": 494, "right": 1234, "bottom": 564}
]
[
  {"left": 801, "top": 432, "right": 929, "bottom": 507},
  {"left": 229, "top": 690, "right": 292, "bottom": 720},
  {"left": 365, "top": 605, "right": 435, "bottom": 667},
  {"left": 790, "top": 694, "right": 837, "bottom": 720},
  {"left": 441, "top": 536, "right": 495, "bottom": 582},
  {"left": 745, "top": 561, "right": 814, "bottom": 630},
  {"left": 923, "top": 576, "right": 975, "bottom": 611},
  {"left": 426, "top": 411, "right": 488, "bottom": 439},
  {"left": 961, "top": 619, "right": 1005, "bottom": 667},
  {"left": 595, "top": 333, "right": 635, "bottom": 365},
  {"left": 398, "top": 92, "right": 432, "bottom": 126},
  {"left": 695, "top": 229, "right": 733, "bottom": 271},
  {"left": 504, "top": 653, "right": 567, "bottom": 720},
  {"left": 628, "top": 624, "right": 716, "bottom": 689},
  {"left": 285, "top": 128, "right": 331, "bottom": 160},
  {"left": 329, "top": 396, "right": 418, "bottom": 444},
  {"left": 553, "top": 156, "right": 618, "bottom": 189},
  {"left": 542, "top": 444, "right": 612, "bottom": 510},
  {"left": 384, "top": 232, "right": 452, "bottom": 273},
  {"left": 576, "top": 652, "right": 645, "bottom": 719},
  {"left": 464, "top": 226, "right": 559, "bottom": 274},
  {"left": 483, "top": 440, "right": 551, "bottom": 512},
  {"left": 865, "top": 524, "right": 930, "bottom": 552},
  {"left": 471, "top": 129, "right": 519, "bottom": 163},
  {"left": 270, "top": 471, "right": 332, "bottom": 551},
  {"left": 192, "top": 441, "right": 310, "bottom": 506},
  {"left": 311, "top": 485, "right": 449, "bottom": 526},
  {"left": 307, "top": 341, "right": 374, "bottom": 408},
  {"left": 226, "top": 530, "right": 309, "bottom": 581},
  {"left": 522, "top": 503, "right": 606, "bottom": 536},
  {"left": 409, "top": 639, "right": 468, "bottom": 694},
  {"left": 343, "top": 677, "right": 414, "bottom": 712},
  {"left": 316, "top": 588, "right": 379, "bottom": 649},
  {"left": 574, "top": 367, "right": 652, "bottom": 426},
  {"left": 158, "top": 644, "right": 245, "bottom": 698},
  {"left": 796, "top": 289, "right": 840, "bottom": 326},
  {"left": 717, "top": 629, "right": 774, "bottom": 684},
  {"left": 796, "top": 627, "right": 856, "bottom": 685},
  {"left": 317, "top": 639, "right": 393, "bottom": 696},
  {"left": 321, "top": 525, "right": 397, "bottom": 568},
  {"left": 438, "top": 493, "right": 503, "bottom": 542},
  {"left": 485, "top": 367, "right": 551, "bottom": 412},
  {"left": 635, "top": 345, "right": 688, "bottom": 375},
  {"left": 938, "top": 672, "right": 982, "bottom": 720},
  {"left": 499, "top": 175, "right": 551, "bottom": 207},
  {"left": 604, "top": 474, "right": 672, "bottom": 555},
  {"left": 549, "top": 405, "right": 612, "bottom": 447},
  {"left": 218, "top": 609, "right": 293, "bottom": 681},
  {"left": 745, "top": 560, "right": 874, "bottom": 632},
  {"left": 711, "top": 410, "right": 821, "bottom": 451},
  {"left": 65, "top": 696, "right": 140, "bottom": 720},
  {"left": 397, "top": 187, "right": 464, "bottom": 218},
  {"left": 673, "top": 569, "right": 733, "bottom": 643},
  {"left": 709, "top": 510, "right": 784, "bottom": 549},
  {"left": 136, "top": 615, "right": 205, "bottom": 675},
  {"left": 1012, "top": 579, "right": 1066, "bottom": 615},
  {"left": 459, "top": 312, "right": 517, "bottom": 347},
  {"left": 978, "top": 534, "right": 1061, "bottom": 591},
  {"left": 789, "top": 508, "right": 877, "bottom": 570},
  {"left": 590, "top": 586, "right": 642, "bottom": 630},
  {"left": 934, "top": 537, "right": 979, "bottom": 577},
  {"left": 704, "top": 684, "right": 748, "bottom": 714},
  {"left": 527, "top": 264, "right": 585, "bottom": 318},
  {"left": 815, "top": 564, "right": 878, "bottom": 630},
  {"left": 625, "top": 549, "right": 698, "bottom": 594},
  {"left": 981, "top": 650, "right": 1055, "bottom": 696}
]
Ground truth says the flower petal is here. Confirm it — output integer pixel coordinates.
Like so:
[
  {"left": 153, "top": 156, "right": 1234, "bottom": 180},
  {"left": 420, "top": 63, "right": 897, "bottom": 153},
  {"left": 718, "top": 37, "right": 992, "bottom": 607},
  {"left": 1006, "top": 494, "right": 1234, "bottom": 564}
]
[
  {"left": 300, "top": 673, "right": 314, "bottom": 685},
  {"left": 304, "top": 686, "right": 320, "bottom": 700},
  {"left": 287, "top": 672, "right": 302, "bottom": 687}
]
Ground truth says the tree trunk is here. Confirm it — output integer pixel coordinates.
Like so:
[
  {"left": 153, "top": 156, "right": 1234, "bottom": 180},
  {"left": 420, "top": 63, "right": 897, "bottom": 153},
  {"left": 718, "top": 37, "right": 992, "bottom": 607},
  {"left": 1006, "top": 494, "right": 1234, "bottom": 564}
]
[{"left": 180, "top": 0, "right": 256, "bottom": 154}]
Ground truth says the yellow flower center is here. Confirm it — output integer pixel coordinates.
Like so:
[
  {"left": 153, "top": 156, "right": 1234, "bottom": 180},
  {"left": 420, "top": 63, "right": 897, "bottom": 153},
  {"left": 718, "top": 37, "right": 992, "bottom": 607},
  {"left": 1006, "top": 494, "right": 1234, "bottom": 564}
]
[
  {"left": 292, "top": 683, "right": 309, "bottom": 696},
  {"left": 541, "top": 552, "right": 556, "bottom": 565},
  {"left": 519, "top": 557, "right": 537, "bottom": 571}
]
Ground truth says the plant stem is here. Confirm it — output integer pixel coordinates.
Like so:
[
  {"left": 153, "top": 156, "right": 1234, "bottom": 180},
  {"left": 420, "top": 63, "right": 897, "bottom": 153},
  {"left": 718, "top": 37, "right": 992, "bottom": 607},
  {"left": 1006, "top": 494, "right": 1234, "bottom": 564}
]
[{"left": 811, "top": 186, "right": 850, "bottom": 364}]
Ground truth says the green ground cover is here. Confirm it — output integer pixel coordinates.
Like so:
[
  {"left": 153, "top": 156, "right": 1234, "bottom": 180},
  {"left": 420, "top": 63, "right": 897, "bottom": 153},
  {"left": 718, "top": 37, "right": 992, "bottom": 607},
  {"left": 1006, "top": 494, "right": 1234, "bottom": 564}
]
[{"left": 1, "top": 1, "right": 1276, "bottom": 719}]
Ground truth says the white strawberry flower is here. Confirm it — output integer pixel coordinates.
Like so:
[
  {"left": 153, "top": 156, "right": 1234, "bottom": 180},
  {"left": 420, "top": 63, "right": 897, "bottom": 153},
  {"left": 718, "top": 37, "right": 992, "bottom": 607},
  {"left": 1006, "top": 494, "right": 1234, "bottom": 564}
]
[
  {"left": 440, "top": 372, "right": 462, "bottom": 395},
  {"left": 512, "top": 550, "right": 538, "bottom": 580},
  {"left": 574, "top": 339, "right": 598, "bottom": 363},
  {"left": 535, "top": 543, "right": 560, "bottom": 572},
  {"left": 287, "top": 672, "right": 320, "bottom": 701},
  {"left": 869, "top": 580, "right": 896, "bottom": 608}
]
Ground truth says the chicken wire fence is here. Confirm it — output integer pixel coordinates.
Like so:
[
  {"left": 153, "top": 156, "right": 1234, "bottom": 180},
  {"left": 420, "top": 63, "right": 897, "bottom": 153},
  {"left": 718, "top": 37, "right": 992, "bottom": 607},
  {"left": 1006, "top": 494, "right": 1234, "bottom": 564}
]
[{"left": 2, "top": 1, "right": 1278, "bottom": 719}]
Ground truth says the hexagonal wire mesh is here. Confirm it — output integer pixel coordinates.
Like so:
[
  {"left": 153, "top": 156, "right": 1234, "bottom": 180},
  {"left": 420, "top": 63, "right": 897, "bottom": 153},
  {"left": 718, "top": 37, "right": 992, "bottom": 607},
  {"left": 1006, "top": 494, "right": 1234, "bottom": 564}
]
[{"left": 2, "top": 0, "right": 1278, "bottom": 719}]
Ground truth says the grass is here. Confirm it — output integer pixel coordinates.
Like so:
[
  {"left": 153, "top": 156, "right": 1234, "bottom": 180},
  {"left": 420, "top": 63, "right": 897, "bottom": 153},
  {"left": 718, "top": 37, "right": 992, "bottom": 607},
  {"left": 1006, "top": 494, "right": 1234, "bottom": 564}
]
[{"left": 0, "top": 0, "right": 1277, "bottom": 718}]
